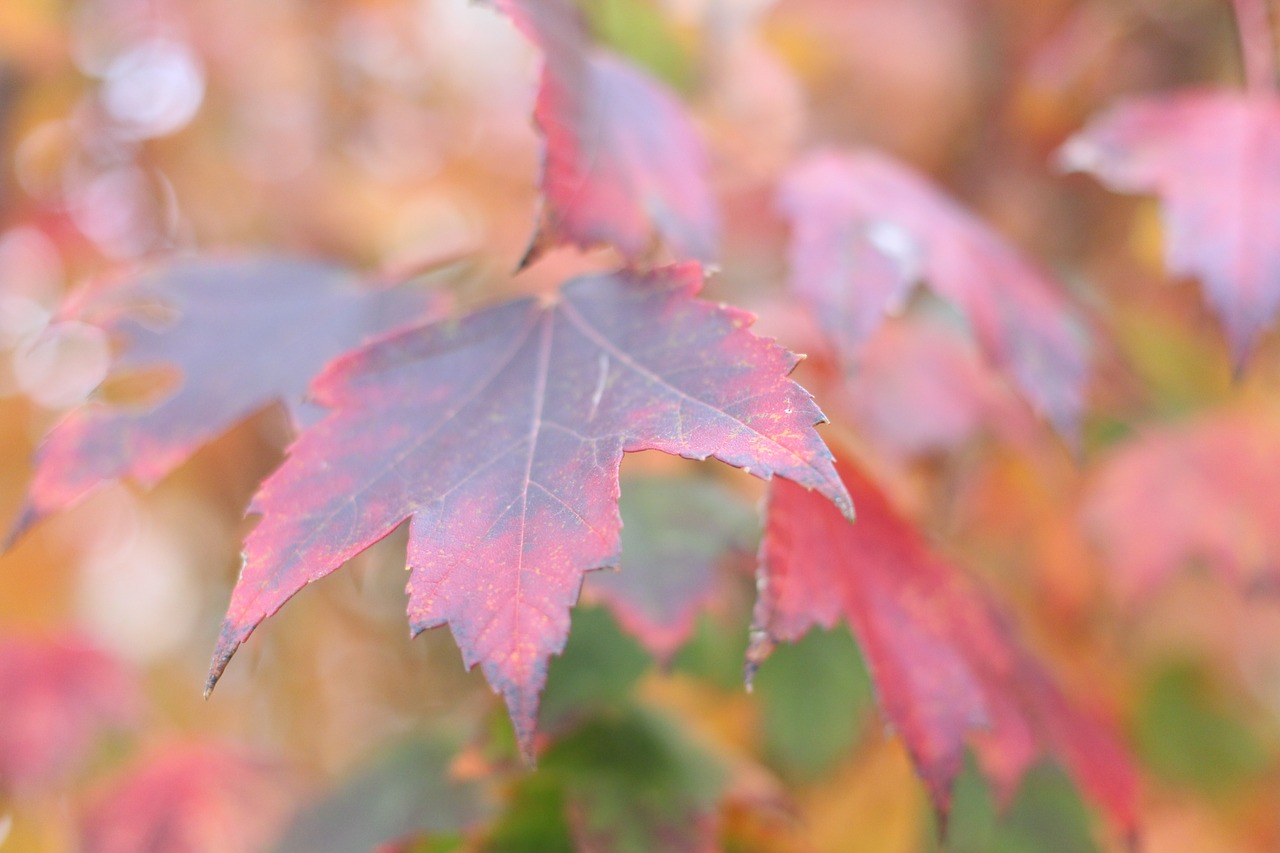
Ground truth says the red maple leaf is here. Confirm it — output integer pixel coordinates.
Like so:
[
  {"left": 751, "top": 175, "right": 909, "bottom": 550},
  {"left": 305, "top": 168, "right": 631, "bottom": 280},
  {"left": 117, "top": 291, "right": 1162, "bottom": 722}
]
[
  {"left": 0, "top": 634, "right": 137, "bottom": 793},
  {"left": 1061, "top": 91, "right": 1280, "bottom": 367},
  {"left": 206, "top": 264, "right": 849, "bottom": 755},
  {"left": 1084, "top": 409, "right": 1280, "bottom": 600},
  {"left": 80, "top": 741, "right": 295, "bottom": 853},
  {"left": 13, "top": 256, "right": 441, "bottom": 542},
  {"left": 778, "top": 149, "right": 1089, "bottom": 437},
  {"left": 495, "top": 0, "right": 718, "bottom": 266},
  {"left": 834, "top": 314, "right": 1036, "bottom": 459},
  {"left": 750, "top": 456, "right": 1138, "bottom": 834}
]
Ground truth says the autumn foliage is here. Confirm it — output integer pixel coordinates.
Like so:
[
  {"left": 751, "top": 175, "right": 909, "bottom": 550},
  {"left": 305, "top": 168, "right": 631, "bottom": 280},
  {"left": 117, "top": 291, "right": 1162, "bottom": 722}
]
[{"left": 3, "top": 0, "right": 1280, "bottom": 850}]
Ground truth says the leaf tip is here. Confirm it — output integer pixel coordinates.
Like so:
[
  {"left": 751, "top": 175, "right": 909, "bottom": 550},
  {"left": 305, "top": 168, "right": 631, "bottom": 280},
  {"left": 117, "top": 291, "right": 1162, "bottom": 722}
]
[
  {"left": 742, "top": 628, "right": 775, "bottom": 692},
  {"left": 204, "top": 623, "right": 247, "bottom": 698}
]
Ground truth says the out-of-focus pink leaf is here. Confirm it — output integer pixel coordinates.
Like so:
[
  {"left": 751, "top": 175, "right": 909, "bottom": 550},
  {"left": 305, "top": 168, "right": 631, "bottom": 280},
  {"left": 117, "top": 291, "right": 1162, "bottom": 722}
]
[
  {"left": 81, "top": 742, "right": 295, "bottom": 853},
  {"left": 837, "top": 315, "right": 1036, "bottom": 458},
  {"left": 778, "top": 149, "right": 1088, "bottom": 437},
  {"left": 495, "top": 0, "right": 718, "bottom": 266},
  {"left": 1084, "top": 410, "right": 1280, "bottom": 600},
  {"left": 14, "top": 256, "right": 441, "bottom": 543},
  {"left": 0, "top": 634, "right": 137, "bottom": 792},
  {"left": 750, "top": 456, "right": 1138, "bottom": 833},
  {"left": 206, "top": 264, "right": 849, "bottom": 757},
  {"left": 1061, "top": 91, "right": 1280, "bottom": 366}
]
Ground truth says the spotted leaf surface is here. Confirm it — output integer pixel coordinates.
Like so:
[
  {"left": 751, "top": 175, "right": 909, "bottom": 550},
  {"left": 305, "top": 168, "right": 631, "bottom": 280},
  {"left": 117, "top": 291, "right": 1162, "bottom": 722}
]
[{"left": 208, "top": 264, "right": 848, "bottom": 755}]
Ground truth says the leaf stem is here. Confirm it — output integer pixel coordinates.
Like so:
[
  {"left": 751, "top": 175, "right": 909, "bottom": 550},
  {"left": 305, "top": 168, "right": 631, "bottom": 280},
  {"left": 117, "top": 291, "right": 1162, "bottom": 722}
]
[{"left": 1233, "top": 0, "right": 1277, "bottom": 94}]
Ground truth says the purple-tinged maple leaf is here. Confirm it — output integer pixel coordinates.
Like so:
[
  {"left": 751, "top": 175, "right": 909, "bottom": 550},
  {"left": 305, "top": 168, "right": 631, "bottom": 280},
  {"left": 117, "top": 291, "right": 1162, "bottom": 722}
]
[
  {"left": 1062, "top": 91, "right": 1280, "bottom": 367},
  {"left": 778, "top": 149, "right": 1088, "bottom": 437},
  {"left": 11, "top": 256, "right": 440, "bottom": 544},
  {"left": 751, "top": 455, "right": 1138, "bottom": 835},
  {"left": 206, "top": 264, "right": 849, "bottom": 756},
  {"left": 495, "top": 0, "right": 718, "bottom": 266}
]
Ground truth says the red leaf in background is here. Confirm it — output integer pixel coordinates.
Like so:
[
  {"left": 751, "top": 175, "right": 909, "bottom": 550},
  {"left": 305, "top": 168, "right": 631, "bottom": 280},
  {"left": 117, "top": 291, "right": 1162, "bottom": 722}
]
[
  {"left": 495, "top": 0, "right": 718, "bottom": 266},
  {"left": 778, "top": 149, "right": 1088, "bottom": 437},
  {"left": 750, "top": 457, "right": 1138, "bottom": 833},
  {"left": 0, "top": 635, "right": 137, "bottom": 792},
  {"left": 1061, "top": 92, "right": 1280, "bottom": 366},
  {"left": 584, "top": 474, "right": 756, "bottom": 661},
  {"left": 207, "top": 264, "right": 849, "bottom": 755},
  {"left": 836, "top": 314, "right": 1036, "bottom": 459},
  {"left": 13, "top": 257, "right": 441, "bottom": 542},
  {"left": 81, "top": 742, "right": 295, "bottom": 853},
  {"left": 1084, "top": 410, "right": 1280, "bottom": 600}
]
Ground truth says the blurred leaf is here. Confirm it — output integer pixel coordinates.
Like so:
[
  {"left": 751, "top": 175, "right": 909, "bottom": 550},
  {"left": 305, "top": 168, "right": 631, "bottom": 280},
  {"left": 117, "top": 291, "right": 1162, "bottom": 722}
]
[
  {"left": 577, "top": 0, "right": 696, "bottom": 93},
  {"left": 1084, "top": 408, "right": 1280, "bottom": 600},
  {"left": 544, "top": 707, "right": 726, "bottom": 853},
  {"left": 778, "top": 149, "right": 1088, "bottom": 437},
  {"left": 15, "top": 256, "right": 442, "bottom": 543},
  {"left": 796, "top": 740, "right": 923, "bottom": 853},
  {"left": 1135, "top": 662, "right": 1270, "bottom": 794},
  {"left": 0, "top": 633, "right": 137, "bottom": 793},
  {"left": 275, "top": 736, "right": 493, "bottom": 853},
  {"left": 539, "top": 607, "right": 650, "bottom": 732},
  {"left": 751, "top": 625, "right": 873, "bottom": 780},
  {"left": 927, "top": 758, "right": 1099, "bottom": 853},
  {"left": 1063, "top": 92, "right": 1280, "bottom": 367},
  {"left": 498, "top": 0, "right": 719, "bottom": 265},
  {"left": 81, "top": 741, "right": 295, "bottom": 853},
  {"left": 837, "top": 311, "right": 1035, "bottom": 458},
  {"left": 585, "top": 473, "right": 756, "bottom": 662},
  {"left": 481, "top": 775, "right": 575, "bottom": 853},
  {"left": 1114, "top": 308, "right": 1230, "bottom": 417},
  {"left": 673, "top": 608, "right": 752, "bottom": 692}
]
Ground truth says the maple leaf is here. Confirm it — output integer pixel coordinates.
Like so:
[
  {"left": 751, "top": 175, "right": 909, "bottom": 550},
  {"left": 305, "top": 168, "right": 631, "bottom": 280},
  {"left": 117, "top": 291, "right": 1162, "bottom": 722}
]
[
  {"left": 0, "top": 634, "right": 137, "bottom": 793},
  {"left": 1061, "top": 91, "right": 1280, "bottom": 366},
  {"left": 276, "top": 736, "right": 494, "bottom": 853},
  {"left": 81, "top": 742, "right": 295, "bottom": 853},
  {"left": 11, "top": 256, "right": 441, "bottom": 543},
  {"left": 547, "top": 708, "right": 725, "bottom": 853},
  {"left": 206, "top": 263, "right": 849, "bottom": 756},
  {"left": 749, "top": 456, "right": 1138, "bottom": 834},
  {"left": 778, "top": 149, "right": 1088, "bottom": 437},
  {"left": 584, "top": 473, "right": 756, "bottom": 661},
  {"left": 835, "top": 314, "right": 1035, "bottom": 459},
  {"left": 495, "top": 0, "right": 718, "bottom": 266},
  {"left": 1084, "top": 409, "right": 1280, "bottom": 600}
]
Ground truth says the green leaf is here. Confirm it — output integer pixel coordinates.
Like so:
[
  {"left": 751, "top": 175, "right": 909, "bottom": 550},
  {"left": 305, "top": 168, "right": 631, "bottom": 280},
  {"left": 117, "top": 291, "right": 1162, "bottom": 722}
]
[
  {"left": 751, "top": 626, "right": 873, "bottom": 780},
  {"left": 275, "top": 736, "right": 492, "bottom": 853},
  {"left": 543, "top": 707, "right": 726, "bottom": 853},
  {"left": 1136, "top": 661, "right": 1270, "bottom": 794},
  {"left": 539, "top": 607, "right": 651, "bottom": 732},
  {"left": 925, "top": 757, "right": 1099, "bottom": 853},
  {"left": 575, "top": 0, "right": 696, "bottom": 93},
  {"left": 482, "top": 776, "right": 576, "bottom": 853}
]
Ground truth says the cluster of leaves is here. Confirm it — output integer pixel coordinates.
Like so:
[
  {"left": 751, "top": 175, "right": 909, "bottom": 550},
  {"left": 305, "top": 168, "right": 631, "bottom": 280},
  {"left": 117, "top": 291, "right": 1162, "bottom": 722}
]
[{"left": 5, "top": 0, "right": 1280, "bottom": 850}]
